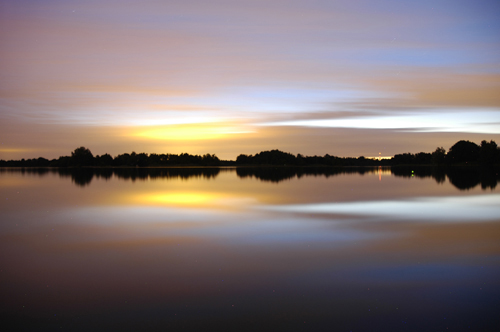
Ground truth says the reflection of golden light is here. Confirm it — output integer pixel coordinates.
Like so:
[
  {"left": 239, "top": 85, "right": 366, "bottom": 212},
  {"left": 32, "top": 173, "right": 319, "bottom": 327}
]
[
  {"left": 145, "top": 192, "right": 214, "bottom": 205},
  {"left": 128, "top": 191, "right": 256, "bottom": 210},
  {"left": 135, "top": 123, "right": 253, "bottom": 141},
  {"left": 135, "top": 192, "right": 221, "bottom": 207}
]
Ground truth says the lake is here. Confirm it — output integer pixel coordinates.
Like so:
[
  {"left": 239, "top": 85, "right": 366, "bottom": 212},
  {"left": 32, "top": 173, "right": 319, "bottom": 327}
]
[{"left": 1, "top": 167, "right": 499, "bottom": 331}]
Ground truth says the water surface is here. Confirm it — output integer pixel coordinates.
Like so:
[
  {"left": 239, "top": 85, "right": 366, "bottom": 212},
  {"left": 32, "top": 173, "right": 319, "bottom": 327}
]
[{"left": 1, "top": 167, "right": 499, "bottom": 331}]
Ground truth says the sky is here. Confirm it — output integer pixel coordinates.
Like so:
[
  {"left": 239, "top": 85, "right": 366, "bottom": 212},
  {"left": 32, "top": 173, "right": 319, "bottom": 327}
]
[{"left": 1, "top": 0, "right": 499, "bottom": 160}]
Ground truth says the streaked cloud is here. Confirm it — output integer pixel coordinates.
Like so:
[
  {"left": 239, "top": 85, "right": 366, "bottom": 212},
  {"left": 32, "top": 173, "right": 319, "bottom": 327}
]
[{"left": 260, "top": 110, "right": 500, "bottom": 134}]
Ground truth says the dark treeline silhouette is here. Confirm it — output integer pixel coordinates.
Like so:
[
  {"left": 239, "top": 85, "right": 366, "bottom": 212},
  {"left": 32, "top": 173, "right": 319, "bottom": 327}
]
[
  {"left": 0, "top": 139, "right": 499, "bottom": 168},
  {"left": 0, "top": 147, "right": 223, "bottom": 168},
  {"left": 235, "top": 150, "right": 386, "bottom": 166},
  {"left": 2, "top": 166, "right": 498, "bottom": 190},
  {"left": 237, "top": 140, "right": 499, "bottom": 166},
  {"left": 393, "top": 140, "right": 500, "bottom": 165}
]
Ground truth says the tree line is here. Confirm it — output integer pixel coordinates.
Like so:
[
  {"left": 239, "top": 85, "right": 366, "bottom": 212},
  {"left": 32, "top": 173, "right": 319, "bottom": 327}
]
[
  {"left": 0, "top": 139, "right": 498, "bottom": 167},
  {"left": 0, "top": 148, "right": 221, "bottom": 167},
  {"left": 235, "top": 140, "right": 499, "bottom": 166},
  {"left": 392, "top": 140, "right": 499, "bottom": 165}
]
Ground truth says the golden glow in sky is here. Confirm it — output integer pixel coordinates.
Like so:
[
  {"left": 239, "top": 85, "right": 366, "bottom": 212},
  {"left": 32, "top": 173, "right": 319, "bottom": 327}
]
[{"left": 134, "top": 123, "right": 254, "bottom": 141}]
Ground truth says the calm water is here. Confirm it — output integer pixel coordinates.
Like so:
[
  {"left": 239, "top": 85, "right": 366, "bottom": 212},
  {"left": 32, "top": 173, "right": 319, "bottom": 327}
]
[{"left": 1, "top": 167, "right": 499, "bottom": 331}]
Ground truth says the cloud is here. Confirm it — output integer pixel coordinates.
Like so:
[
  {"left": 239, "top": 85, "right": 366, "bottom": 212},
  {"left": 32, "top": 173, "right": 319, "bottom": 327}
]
[{"left": 260, "top": 110, "right": 500, "bottom": 134}]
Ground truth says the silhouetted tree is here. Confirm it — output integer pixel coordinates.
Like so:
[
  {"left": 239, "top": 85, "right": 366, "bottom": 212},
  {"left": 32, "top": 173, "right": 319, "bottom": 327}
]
[
  {"left": 431, "top": 147, "right": 446, "bottom": 165},
  {"left": 70, "top": 147, "right": 94, "bottom": 167},
  {"left": 201, "top": 153, "right": 220, "bottom": 166},
  {"left": 479, "top": 140, "right": 499, "bottom": 165},
  {"left": 136, "top": 153, "right": 149, "bottom": 167},
  {"left": 446, "top": 140, "right": 480, "bottom": 164},
  {"left": 236, "top": 154, "right": 252, "bottom": 165},
  {"left": 252, "top": 150, "right": 297, "bottom": 165},
  {"left": 295, "top": 153, "right": 306, "bottom": 166},
  {"left": 113, "top": 153, "right": 131, "bottom": 166},
  {"left": 392, "top": 153, "right": 414, "bottom": 165},
  {"left": 52, "top": 156, "right": 71, "bottom": 167},
  {"left": 148, "top": 153, "right": 162, "bottom": 166},
  {"left": 414, "top": 152, "right": 432, "bottom": 164},
  {"left": 95, "top": 153, "right": 113, "bottom": 166}
]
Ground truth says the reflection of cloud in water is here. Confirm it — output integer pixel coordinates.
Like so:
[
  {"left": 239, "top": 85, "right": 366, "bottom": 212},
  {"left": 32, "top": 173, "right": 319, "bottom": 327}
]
[
  {"left": 58, "top": 205, "right": 388, "bottom": 246},
  {"left": 261, "top": 194, "right": 500, "bottom": 222}
]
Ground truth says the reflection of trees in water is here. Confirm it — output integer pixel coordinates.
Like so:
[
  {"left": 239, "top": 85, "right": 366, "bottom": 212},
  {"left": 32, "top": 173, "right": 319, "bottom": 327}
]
[
  {"left": 112, "top": 168, "right": 221, "bottom": 181},
  {"left": 391, "top": 166, "right": 447, "bottom": 184},
  {"left": 0, "top": 167, "right": 54, "bottom": 177},
  {"left": 237, "top": 167, "right": 296, "bottom": 182},
  {"left": 392, "top": 166, "right": 499, "bottom": 190},
  {"left": 84, "top": 168, "right": 221, "bottom": 184},
  {"left": 236, "top": 167, "right": 379, "bottom": 183},
  {"left": 0, "top": 167, "right": 222, "bottom": 186},
  {"left": 1, "top": 166, "right": 498, "bottom": 190},
  {"left": 446, "top": 167, "right": 498, "bottom": 190},
  {"left": 56, "top": 168, "right": 96, "bottom": 187},
  {"left": 71, "top": 169, "right": 94, "bottom": 187}
]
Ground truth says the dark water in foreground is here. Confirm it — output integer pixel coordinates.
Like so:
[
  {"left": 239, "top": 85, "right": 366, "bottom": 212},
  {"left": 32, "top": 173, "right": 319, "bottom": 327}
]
[{"left": 1, "top": 167, "right": 499, "bottom": 331}]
